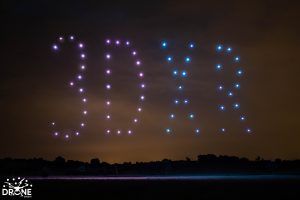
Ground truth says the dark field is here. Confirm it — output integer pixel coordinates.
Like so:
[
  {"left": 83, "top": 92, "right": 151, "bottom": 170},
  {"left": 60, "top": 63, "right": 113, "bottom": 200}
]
[{"left": 20, "top": 176, "right": 300, "bottom": 199}]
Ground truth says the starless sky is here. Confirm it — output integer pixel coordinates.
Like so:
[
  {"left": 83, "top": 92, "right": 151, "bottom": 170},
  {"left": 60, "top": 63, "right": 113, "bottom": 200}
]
[{"left": 0, "top": 0, "right": 299, "bottom": 163}]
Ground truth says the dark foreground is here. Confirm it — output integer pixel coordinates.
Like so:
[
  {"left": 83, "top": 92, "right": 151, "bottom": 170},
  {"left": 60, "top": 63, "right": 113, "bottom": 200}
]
[{"left": 15, "top": 175, "right": 300, "bottom": 199}]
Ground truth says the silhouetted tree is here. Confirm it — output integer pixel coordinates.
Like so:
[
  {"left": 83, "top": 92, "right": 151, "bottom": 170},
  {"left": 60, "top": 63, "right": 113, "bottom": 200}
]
[
  {"left": 54, "top": 156, "right": 65, "bottom": 165},
  {"left": 90, "top": 158, "right": 100, "bottom": 166},
  {"left": 198, "top": 154, "right": 217, "bottom": 162},
  {"left": 256, "top": 156, "right": 261, "bottom": 161}
]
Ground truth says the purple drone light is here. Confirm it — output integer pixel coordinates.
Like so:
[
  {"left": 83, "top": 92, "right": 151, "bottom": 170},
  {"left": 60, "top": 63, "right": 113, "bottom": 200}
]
[
  {"left": 103, "top": 40, "right": 146, "bottom": 135},
  {"left": 50, "top": 35, "right": 88, "bottom": 140}
]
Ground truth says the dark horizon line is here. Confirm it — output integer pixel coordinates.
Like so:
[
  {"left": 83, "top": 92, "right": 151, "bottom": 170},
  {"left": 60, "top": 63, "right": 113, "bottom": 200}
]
[
  {"left": 1, "top": 154, "right": 299, "bottom": 165},
  {"left": 2, "top": 154, "right": 300, "bottom": 177}
]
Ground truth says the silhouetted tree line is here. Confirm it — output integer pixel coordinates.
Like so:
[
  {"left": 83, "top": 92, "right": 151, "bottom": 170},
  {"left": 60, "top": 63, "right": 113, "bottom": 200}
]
[{"left": 0, "top": 155, "right": 299, "bottom": 176}]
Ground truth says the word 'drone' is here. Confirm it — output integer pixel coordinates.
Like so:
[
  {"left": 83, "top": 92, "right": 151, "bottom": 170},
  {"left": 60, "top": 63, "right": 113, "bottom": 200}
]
[{"left": 49, "top": 35, "right": 252, "bottom": 140}]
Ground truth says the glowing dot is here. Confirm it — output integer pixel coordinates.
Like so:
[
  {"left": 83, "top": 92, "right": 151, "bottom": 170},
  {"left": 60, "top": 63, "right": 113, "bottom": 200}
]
[
  {"left": 246, "top": 128, "right": 252, "bottom": 133},
  {"left": 65, "top": 134, "right": 69, "bottom": 139},
  {"left": 59, "top": 37, "right": 64, "bottom": 41},
  {"left": 139, "top": 72, "right": 144, "bottom": 77},
  {"left": 80, "top": 54, "right": 86, "bottom": 59},
  {"left": 166, "top": 128, "right": 171, "bottom": 133},
  {"left": 52, "top": 44, "right": 58, "bottom": 50},
  {"left": 83, "top": 110, "right": 87, "bottom": 115},
  {"left": 106, "top": 69, "right": 111, "bottom": 75},
  {"left": 185, "top": 57, "right": 191, "bottom": 63},
  {"left": 219, "top": 105, "right": 225, "bottom": 111},
  {"left": 140, "top": 95, "right": 145, "bottom": 100},
  {"left": 138, "top": 107, "right": 142, "bottom": 112},
  {"left": 106, "top": 115, "right": 111, "bottom": 119},
  {"left": 136, "top": 60, "right": 141, "bottom": 65},
  {"left": 216, "top": 64, "right": 222, "bottom": 70},
  {"left": 128, "top": 130, "right": 132, "bottom": 134},
  {"left": 106, "top": 129, "right": 111, "bottom": 134},
  {"left": 167, "top": 56, "right": 173, "bottom": 62},
  {"left": 234, "top": 83, "right": 240, "bottom": 89},
  {"left": 216, "top": 45, "right": 222, "bottom": 51},
  {"left": 228, "top": 91, "right": 233, "bottom": 97},
  {"left": 80, "top": 123, "right": 85, "bottom": 127},
  {"left": 106, "top": 84, "right": 111, "bottom": 90},
  {"left": 79, "top": 88, "right": 84, "bottom": 93},
  {"left": 132, "top": 51, "right": 137, "bottom": 56},
  {"left": 235, "top": 56, "right": 240, "bottom": 62},
  {"left": 106, "top": 101, "right": 111, "bottom": 106},
  {"left": 162, "top": 41, "right": 167, "bottom": 48},
  {"left": 170, "top": 114, "right": 175, "bottom": 119},
  {"left": 184, "top": 99, "right": 189, "bottom": 104},
  {"left": 195, "top": 128, "right": 200, "bottom": 134},
  {"left": 181, "top": 71, "right": 187, "bottom": 77},
  {"left": 82, "top": 98, "right": 87, "bottom": 103},
  {"left": 78, "top": 43, "right": 84, "bottom": 48},
  {"left": 189, "top": 43, "right": 195, "bottom": 48},
  {"left": 69, "top": 82, "right": 74, "bottom": 86},
  {"left": 178, "top": 85, "right": 183, "bottom": 90},
  {"left": 117, "top": 130, "right": 121, "bottom": 134},
  {"left": 218, "top": 85, "right": 224, "bottom": 91},
  {"left": 75, "top": 132, "right": 79, "bottom": 136},
  {"left": 240, "top": 115, "right": 246, "bottom": 121},
  {"left": 106, "top": 54, "right": 111, "bottom": 59},
  {"left": 173, "top": 70, "right": 178, "bottom": 76},
  {"left": 134, "top": 118, "right": 138, "bottom": 123},
  {"left": 221, "top": 128, "right": 226, "bottom": 132},
  {"left": 51, "top": 122, "right": 55, "bottom": 126},
  {"left": 54, "top": 132, "right": 58, "bottom": 136},
  {"left": 70, "top": 35, "right": 74, "bottom": 40},
  {"left": 140, "top": 83, "right": 146, "bottom": 88},
  {"left": 233, "top": 103, "right": 240, "bottom": 109},
  {"left": 115, "top": 40, "right": 120, "bottom": 45},
  {"left": 227, "top": 47, "right": 232, "bottom": 52},
  {"left": 126, "top": 41, "right": 130, "bottom": 46},
  {"left": 77, "top": 75, "right": 82, "bottom": 80},
  {"left": 174, "top": 99, "right": 179, "bottom": 104},
  {"left": 189, "top": 113, "right": 194, "bottom": 119},
  {"left": 106, "top": 39, "right": 110, "bottom": 44},
  {"left": 237, "top": 69, "right": 243, "bottom": 76},
  {"left": 81, "top": 65, "right": 86, "bottom": 70}
]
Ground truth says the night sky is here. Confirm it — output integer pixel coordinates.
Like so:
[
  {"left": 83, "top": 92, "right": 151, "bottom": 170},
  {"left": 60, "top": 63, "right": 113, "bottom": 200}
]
[{"left": 1, "top": 0, "right": 299, "bottom": 163}]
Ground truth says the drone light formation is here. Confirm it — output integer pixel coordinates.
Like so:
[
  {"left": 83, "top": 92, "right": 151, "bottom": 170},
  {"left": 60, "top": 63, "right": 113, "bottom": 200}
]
[
  {"left": 104, "top": 39, "right": 146, "bottom": 135},
  {"left": 161, "top": 41, "right": 201, "bottom": 134},
  {"left": 49, "top": 35, "right": 253, "bottom": 140},
  {"left": 215, "top": 44, "right": 252, "bottom": 134},
  {"left": 50, "top": 35, "right": 88, "bottom": 139}
]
